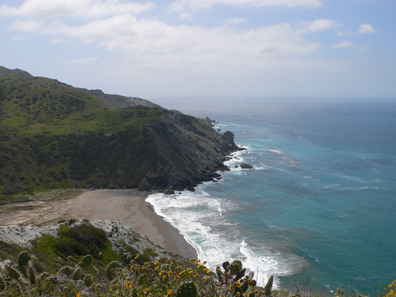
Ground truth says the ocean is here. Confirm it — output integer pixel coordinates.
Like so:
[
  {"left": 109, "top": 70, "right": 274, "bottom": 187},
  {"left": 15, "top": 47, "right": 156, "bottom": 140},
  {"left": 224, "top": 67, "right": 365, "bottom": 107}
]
[{"left": 147, "top": 97, "right": 396, "bottom": 295}]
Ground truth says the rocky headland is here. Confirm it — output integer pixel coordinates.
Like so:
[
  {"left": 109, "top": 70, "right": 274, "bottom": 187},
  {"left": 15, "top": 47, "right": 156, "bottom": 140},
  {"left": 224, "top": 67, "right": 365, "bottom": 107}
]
[{"left": 0, "top": 66, "right": 242, "bottom": 198}]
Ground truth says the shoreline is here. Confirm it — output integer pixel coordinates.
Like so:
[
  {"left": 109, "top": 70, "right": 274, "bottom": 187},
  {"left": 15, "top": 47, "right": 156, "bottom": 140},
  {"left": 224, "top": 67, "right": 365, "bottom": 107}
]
[
  {"left": 0, "top": 189, "right": 197, "bottom": 259},
  {"left": 138, "top": 193, "right": 198, "bottom": 259}
]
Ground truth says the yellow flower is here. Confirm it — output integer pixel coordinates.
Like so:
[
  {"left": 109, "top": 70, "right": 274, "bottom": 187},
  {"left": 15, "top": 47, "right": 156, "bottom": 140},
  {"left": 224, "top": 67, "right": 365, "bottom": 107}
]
[
  {"left": 229, "top": 284, "right": 232, "bottom": 290},
  {"left": 168, "top": 271, "right": 172, "bottom": 276},
  {"left": 195, "top": 259, "right": 200, "bottom": 263},
  {"left": 197, "top": 264, "right": 203, "bottom": 268},
  {"left": 76, "top": 293, "right": 81, "bottom": 297},
  {"left": 130, "top": 265, "right": 134, "bottom": 271},
  {"left": 235, "top": 281, "right": 241, "bottom": 288},
  {"left": 154, "top": 260, "right": 158, "bottom": 265},
  {"left": 125, "top": 280, "right": 132, "bottom": 289},
  {"left": 195, "top": 274, "right": 199, "bottom": 278},
  {"left": 135, "top": 254, "right": 140, "bottom": 259},
  {"left": 179, "top": 270, "right": 186, "bottom": 275},
  {"left": 207, "top": 269, "right": 211, "bottom": 274},
  {"left": 189, "top": 271, "right": 194, "bottom": 274},
  {"left": 190, "top": 258, "right": 195, "bottom": 262},
  {"left": 203, "top": 268, "right": 207, "bottom": 272},
  {"left": 205, "top": 276, "right": 211, "bottom": 281},
  {"left": 163, "top": 274, "right": 166, "bottom": 279},
  {"left": 168, "top": 289, "right": 173, "bottom": 294},
  {"left": 159, "top": 270, "right": 165, "bottom": 275}
]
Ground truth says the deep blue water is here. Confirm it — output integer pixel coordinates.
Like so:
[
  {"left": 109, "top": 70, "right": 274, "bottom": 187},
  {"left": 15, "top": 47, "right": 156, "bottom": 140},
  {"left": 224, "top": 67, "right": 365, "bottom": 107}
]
[{"left": 147, "top": 98, "right": 396, "bottom": 295}]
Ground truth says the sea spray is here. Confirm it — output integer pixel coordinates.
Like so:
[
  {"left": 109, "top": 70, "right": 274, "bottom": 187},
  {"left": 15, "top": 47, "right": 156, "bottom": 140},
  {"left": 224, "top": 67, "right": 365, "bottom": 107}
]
[{"left": 146, "top": 178, "right": 306, "bottom": 287}]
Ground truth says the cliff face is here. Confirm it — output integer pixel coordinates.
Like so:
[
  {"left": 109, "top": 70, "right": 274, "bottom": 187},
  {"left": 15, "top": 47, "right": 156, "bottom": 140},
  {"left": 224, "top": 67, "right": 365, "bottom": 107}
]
[
  {"left": 139, "top": 110, "right": 238, "bottom": 193},
  {"left": 0, "top": 66, "right": 239, "bottom": 197}
]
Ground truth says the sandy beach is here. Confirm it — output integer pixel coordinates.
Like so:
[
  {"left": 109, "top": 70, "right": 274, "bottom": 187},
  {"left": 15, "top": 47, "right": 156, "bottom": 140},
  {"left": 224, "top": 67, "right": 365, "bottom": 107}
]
[{"left": 0, "top": 189, "right": 197, "bottom": 259}]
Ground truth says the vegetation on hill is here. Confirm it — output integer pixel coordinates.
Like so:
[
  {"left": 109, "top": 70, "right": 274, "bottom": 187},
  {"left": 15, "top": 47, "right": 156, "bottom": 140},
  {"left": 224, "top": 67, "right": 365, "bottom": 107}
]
[
  {"left": 0, "top": 74, "right": 162, "bottom": 199},
  {"left": 0, "top": 66, "right": 238, "bottom": 202},
  {"left": 0, "top": 220, "right": 278, "bottom": 297},
  {"left": 1, "top": 221, "right": 394, "bottom": 296}
]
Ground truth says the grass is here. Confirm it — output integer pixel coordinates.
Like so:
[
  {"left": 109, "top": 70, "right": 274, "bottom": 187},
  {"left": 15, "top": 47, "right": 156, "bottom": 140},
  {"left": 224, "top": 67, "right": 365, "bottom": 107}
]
[
  {"left": 0, "top": 76, "right": 163, "bottom": 137},
  {"left": 0, "top": 73, "right": 164, "bottom": 197},
  {"left": 0, "top": 189, "right": 83, "bottom": 210}
]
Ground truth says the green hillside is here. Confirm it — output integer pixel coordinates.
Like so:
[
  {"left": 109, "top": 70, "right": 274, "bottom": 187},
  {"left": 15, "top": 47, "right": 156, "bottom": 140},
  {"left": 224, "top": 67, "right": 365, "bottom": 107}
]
[
  {"left": 0, "top": 75, "right": 163, "bottom": 136},
  {"left": 0, "top": 66, "right": 239, "bottom": 205},
  {"left": 0, "top": 71, "right": 163, "bottom": 201}
]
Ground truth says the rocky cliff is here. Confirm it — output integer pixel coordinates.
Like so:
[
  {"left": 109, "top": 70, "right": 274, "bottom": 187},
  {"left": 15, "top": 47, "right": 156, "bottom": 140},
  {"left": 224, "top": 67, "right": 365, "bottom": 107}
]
[
  {"left": 139, "top": 109, "right": 238, "bottom": 193},
  {"left": 0, "top": 66, "right": 240, "bottom": 198}
]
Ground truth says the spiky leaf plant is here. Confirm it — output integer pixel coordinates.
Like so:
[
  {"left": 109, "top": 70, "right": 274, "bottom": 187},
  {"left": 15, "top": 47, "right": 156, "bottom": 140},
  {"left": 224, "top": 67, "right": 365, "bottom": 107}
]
[
  {"left": 0, "top": 275, "right": 5, "bottom": 291},
  {"left": 18, "top": 251, "right": 31, "bottom": 267},
  {"left": 28, "top": 265, "right": 36, "bottom": 284},
  {"left": 81, "top": 254, "right": 93, "bottom": 268},
  {"left": 105, "top": 261, "right": 122, "bottom": 281},
  {"left": 58, "top": 266, "right": 74, "bottom": 278},
  {"left": 72, "top": 267, "right": 83, "bottom": 280},
  {"left": 177, "top": 282, "right": 198, "bottom": 297},
  {"left": 264, "top": 275, "right": 274, "bottom": 296}
]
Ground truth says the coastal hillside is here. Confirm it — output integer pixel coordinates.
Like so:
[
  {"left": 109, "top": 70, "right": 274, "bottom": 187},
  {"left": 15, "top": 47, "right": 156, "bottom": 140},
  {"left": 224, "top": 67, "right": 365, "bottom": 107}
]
[
  {"left": 0, "top": 66, "right": 239, "bottom": 201},
  {"left": 0, "top": 219, "right": 269, "bottom": 297}
]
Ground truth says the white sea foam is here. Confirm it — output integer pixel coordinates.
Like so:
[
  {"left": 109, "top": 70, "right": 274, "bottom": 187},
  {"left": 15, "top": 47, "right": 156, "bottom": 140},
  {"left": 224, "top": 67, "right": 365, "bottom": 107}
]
[
  {"left": 146, "top": 184, "right": 305, "bottom": 287},
  {"left": 267, "top": 147, "right": 282, "bottom": 154}
]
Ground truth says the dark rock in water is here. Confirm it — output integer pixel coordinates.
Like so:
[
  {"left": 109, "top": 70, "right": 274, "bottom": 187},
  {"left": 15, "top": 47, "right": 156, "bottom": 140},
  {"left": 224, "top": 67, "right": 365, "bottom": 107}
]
[
  {"left": 186, "top": 186, "right": 195, "bottom": 192},
  {"left": 234, "top": 165, "right": 239, "bottom": 168},
  {"left": 164, "top": 187, "right": 175, "bottom": 195},
  {"left": 204, "top": 116, "right": 216, "bottom": 127},
  {"left": 240, "top": 163, "right": 254, "bottom": 169},
  {"left": 222, "top": 131, "right": 238, "bottom": 150}
]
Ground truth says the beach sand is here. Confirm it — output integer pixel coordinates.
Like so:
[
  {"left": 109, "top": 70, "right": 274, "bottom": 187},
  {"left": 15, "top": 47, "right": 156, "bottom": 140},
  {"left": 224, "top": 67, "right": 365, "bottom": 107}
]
[{"left": 0, "top": 189, "right": 197, "bottom": 259}]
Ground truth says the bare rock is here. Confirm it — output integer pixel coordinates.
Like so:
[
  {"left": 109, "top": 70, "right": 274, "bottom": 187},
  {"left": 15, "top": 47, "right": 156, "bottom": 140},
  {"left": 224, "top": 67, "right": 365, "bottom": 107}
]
[{"left": 240, "top": 163, "right": 254, "bottom": 169}]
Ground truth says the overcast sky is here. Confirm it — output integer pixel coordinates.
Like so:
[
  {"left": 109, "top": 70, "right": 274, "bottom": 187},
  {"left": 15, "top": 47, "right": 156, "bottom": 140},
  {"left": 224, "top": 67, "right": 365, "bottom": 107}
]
[{"left": 0, "top": 0, "right": 395, "bottom": 100}]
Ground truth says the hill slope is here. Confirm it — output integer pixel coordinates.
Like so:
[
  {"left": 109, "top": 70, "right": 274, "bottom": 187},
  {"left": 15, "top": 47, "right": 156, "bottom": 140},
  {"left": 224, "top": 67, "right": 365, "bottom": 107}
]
[{"left": 0, "top": 66, "right": 239, "bottom": 201}]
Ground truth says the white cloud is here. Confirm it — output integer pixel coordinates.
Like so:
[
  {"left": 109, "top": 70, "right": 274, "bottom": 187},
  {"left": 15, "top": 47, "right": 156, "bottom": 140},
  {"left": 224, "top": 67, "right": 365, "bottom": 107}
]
[
  {"left": 298, "top": 19, "right": 340, "bottom": 32},
  {"left": 10, "top": 19, "right": 45, "bottom": 32},
  {"left": 67, "top": 57, "right": 97, "bottom": 64},
  {"left": 331, "top": 40, "right": 353, "bottom": 48},
  {"left": 12, "top": 36, "right": 24, "bottom": 41},
  {"left": 169, "top": 0, "right": 322, "bottom": 11},
  {"left": 358, "top": 23, "right": 375, "bottom": 34},
  {"left": 50, "top": 38, "right": 64, "bottom": 44},
  {"left": 179, "top": 12, "right": 192, "bottom": 20},
  {"left": 10, "top": 15, "right": 331, "bottom": 70},
  {"left": 224, "top": 18, "right": 248, "bottom": 25},
  {"left": 337, "top": 30, "right": 353, "bottom": 36},
  {"left": 338, "top": 23, "right": 375, "bottom": 36},
  {"left": 0, "top": 0, "right": 155, "bottom": 18}
]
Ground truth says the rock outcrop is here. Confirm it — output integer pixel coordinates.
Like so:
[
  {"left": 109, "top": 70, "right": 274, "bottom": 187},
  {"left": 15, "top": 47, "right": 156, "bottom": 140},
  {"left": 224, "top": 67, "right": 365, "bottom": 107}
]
[
  {"left": 140, "top": 110, "right": 239, "bottom": 193},
  {"left": 240, "top": 163, "right": 254, "bottom": 169},
  {"left": 0, "top": 220, "right": 170, "bottom": 257},
  {"left": 0, "top": 65, "right": 241, "bottom": 195}
]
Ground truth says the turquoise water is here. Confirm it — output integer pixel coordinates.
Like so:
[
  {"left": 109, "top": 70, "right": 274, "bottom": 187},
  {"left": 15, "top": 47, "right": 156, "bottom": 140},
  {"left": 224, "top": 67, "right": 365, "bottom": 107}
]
[{"left": 147, "top": 98, "right": 396, "bottom": 295}]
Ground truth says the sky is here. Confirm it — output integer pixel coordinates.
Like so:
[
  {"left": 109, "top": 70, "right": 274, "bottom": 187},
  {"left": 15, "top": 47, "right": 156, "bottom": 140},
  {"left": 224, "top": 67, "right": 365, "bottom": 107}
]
[{"left": 0, "top": 0, "right": 395, "bottom": 100}]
